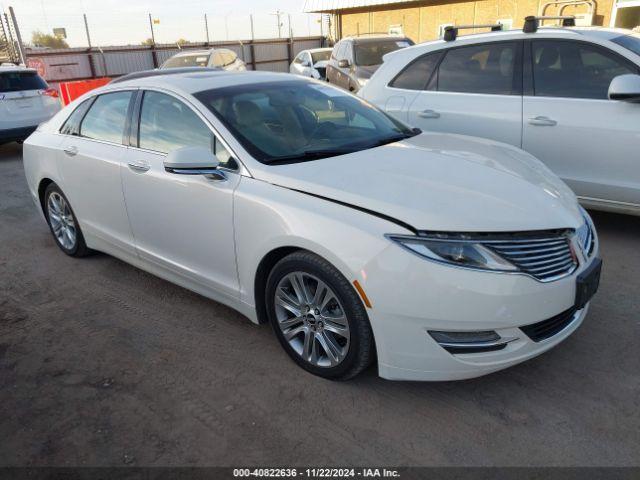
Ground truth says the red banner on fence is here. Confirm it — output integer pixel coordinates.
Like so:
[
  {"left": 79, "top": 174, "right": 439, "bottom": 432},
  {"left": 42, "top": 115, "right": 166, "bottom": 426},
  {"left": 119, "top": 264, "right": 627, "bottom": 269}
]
[{"left": 58, "top": 78, "right": 111, "bottom": 106}]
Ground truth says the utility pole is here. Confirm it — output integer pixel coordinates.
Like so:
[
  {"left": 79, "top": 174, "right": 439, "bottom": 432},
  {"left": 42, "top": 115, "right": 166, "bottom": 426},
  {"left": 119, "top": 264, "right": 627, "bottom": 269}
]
[
  {"left": 148, "top": 13, "right": 158, "bottom": 68},
  {"left": 204, "top": 14, "right": 210, "bottom": 44},
  {"left": 270, "top": 10, "right": 283, "bottom": 38},
  {"left": 8, "top": 7, "right": 25, "bottom": 64}
]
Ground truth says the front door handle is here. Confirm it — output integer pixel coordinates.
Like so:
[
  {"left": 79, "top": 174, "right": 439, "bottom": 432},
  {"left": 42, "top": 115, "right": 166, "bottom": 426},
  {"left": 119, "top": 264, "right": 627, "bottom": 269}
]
[
  {"left": 528, "top": 116, "right": 557, "bottom": 127},
  {"left": 127, "top": 161, "right": 150, "bottom": 173},
  {"left": 418, "top": 109, "right": 441, "bottom": 119},
  {"left": 63, "top": 146, "right": 78, "bottom": 156}
]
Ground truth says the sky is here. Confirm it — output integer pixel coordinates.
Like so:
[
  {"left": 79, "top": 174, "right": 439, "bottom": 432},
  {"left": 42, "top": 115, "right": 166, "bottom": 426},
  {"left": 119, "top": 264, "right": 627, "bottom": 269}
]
[{"left": 3, "top": 0, "right": 324, "bottom": 47}]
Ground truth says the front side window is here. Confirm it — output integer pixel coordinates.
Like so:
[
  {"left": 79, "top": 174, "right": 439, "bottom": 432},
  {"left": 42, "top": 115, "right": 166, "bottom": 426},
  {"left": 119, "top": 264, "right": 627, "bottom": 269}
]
[
  {"left": 80, "top": 91, "right": 132, "bottom": 144},
  {"left": 532, "top": 40, "right": 638, "bottom": 99},
  {"left": 354, "top": 39, "right": 413, "bottom": 67},
  {"left": 138, "top": 91, "right": 212, "bottom": 154},
  {"left": 437, "top": 42, "right": 519, "bottom": 95},
  {"left": 194, "top": 80, "right": 417, "bottom": 164},
  {"left": 390, "top": 52, "right": 443, "bottom": 90}
]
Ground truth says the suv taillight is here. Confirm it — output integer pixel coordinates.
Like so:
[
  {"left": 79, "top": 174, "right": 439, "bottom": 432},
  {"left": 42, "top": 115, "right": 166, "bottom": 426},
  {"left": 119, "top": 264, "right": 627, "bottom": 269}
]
[{"left": 40, "top": 88, "right": 59, "bottom": 98}]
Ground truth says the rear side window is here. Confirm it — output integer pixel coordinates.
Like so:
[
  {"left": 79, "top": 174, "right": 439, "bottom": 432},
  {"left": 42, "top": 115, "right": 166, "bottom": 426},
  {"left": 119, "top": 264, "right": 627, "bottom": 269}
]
[
  {"left": 0, "top": 71, "right": 48, "bottom": 92},
  {"left": 437, "top": 42, "right": 519, "bottom": 95},
  {"left": 531, "top": 40, "right": 638, "bottom": 99},
  {"left": 80, "top": 91, "right": 132, "bottom": 144},
  {"left": 354, "top": 39, "right": 413, "bottom": 67},
  {"left": 60, "top": 98, "right": 94, "bottom": 136},
  {"left": 222, "top": 50, "right": 237, "bottom": 65},
  {"left": 390, "top": 52, "right": 443, "bottom": 90}
]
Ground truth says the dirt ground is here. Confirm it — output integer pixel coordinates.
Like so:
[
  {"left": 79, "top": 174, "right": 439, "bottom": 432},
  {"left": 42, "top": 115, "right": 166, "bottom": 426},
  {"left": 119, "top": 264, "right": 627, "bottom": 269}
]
[{"left": 1, "top": 142, "right": 638, "bottom": 467}]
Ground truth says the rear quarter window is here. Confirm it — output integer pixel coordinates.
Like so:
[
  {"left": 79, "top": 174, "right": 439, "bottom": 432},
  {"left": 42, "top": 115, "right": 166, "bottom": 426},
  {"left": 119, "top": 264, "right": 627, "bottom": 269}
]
[
  {"left": 389, "top": 52, "right": 443, "bottom": 90},
  {"left": 0, "top": 71, "right": 48, "bottom": 92}
]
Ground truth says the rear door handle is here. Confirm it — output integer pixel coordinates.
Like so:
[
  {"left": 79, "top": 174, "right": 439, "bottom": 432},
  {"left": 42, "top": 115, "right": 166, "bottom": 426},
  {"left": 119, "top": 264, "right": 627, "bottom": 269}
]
[
  {"left": 418, "top": 109, "right": 440, "bottom": 119},
  {"left": 528, "top": 116, "right": 557, "bottom": 127},
  {"left": 127, "top": 161, "right": 150, "bottom": 173},
  {"left": 63, "top": 146, "right": 78, "bottom": 156}
]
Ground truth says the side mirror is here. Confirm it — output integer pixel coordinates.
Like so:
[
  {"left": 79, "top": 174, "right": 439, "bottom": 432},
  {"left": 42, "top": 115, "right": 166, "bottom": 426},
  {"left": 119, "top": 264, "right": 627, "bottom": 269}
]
[
  {"left": 164, "top": 146, "right": 225, "bottom": 181},
  {"left": 338, "top": 59, "right": 350, "bottom": 68},
  {"left": 608, "top": 74, "right": 640, "bottom": 103}
]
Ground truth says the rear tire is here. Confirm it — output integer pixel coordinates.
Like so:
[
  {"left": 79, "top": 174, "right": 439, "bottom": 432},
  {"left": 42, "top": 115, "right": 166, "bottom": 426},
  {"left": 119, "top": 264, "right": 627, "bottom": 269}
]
[
  {"left": 266, "top": 251, "right": 374, "bottom": 380},
  {"left": 44, "top": 183, "right": 91, "bottom": 257}
]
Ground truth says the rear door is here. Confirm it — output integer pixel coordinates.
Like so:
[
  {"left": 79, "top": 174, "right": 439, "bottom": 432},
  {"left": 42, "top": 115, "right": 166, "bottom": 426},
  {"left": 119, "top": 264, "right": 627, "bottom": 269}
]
[
  {"left": 57, "top": 90, "right": 136, "bottom": 254},
  {"left": 406, "top": 41, "right": 523, "bottom": 147},
  {"left": 522, "top": 39, "right": 640, "bottom": 206},
  {"left": 0, "top": 70, "right": 58, "bottom": 130}
]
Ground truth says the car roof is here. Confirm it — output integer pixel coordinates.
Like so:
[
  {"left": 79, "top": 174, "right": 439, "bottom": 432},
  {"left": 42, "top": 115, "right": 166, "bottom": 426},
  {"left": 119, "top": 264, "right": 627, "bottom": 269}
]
[
  {"left": 171, "top": 49, "right": 215, "bottom": 57},
  {"left": 107, "top": 70, "right": 306, "bottom": 96},
  {"left": 307, "top": 47, "right": 333, "bottom": 53},
  {"left": 0, "top": 65, "right": 37, "bottom": 73},
  {"left": 344, "top": 35, "right": 411, "bottom": 43}
]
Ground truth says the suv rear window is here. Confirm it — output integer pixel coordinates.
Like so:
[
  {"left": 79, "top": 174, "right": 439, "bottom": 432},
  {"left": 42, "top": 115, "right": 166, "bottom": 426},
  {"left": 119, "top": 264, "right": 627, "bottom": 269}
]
[{"left": 0, "top": 71, "right": 48, "bottom": 92}]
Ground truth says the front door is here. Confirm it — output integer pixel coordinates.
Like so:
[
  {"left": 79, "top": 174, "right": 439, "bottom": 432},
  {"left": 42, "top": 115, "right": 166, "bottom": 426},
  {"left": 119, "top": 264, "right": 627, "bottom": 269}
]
[
  {"left": 407, "top": 41, "right": 523, "bottom": 147},
  {"left": 522, "top": 39, "right": 640, "bottom": 207},
  {"left": 121, "top": 90, "right": 241, "bottom": 299}
]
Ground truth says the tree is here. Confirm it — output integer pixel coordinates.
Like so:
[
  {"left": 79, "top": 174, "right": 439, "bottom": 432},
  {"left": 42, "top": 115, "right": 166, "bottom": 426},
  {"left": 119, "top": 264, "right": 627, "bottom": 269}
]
[
  {"left": 141, "top": 38, "right": 155, "bottom": 46},
  {"left": 31, "top": 30, "right": 69, "bottom": 49},
  {"left": 176, "top": 38, "right": 190, "bottom": 46}
]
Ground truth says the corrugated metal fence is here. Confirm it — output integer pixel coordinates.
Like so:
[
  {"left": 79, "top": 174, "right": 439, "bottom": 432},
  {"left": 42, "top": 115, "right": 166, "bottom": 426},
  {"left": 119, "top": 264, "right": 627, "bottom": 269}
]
[{"left": 25, "top": 36, "right": 325, "bottom": 85}]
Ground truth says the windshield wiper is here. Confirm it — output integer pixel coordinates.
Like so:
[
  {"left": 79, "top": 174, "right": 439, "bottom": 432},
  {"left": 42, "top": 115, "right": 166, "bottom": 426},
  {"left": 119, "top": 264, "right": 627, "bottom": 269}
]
[{"left": 268, "top": 148, "right": 357, "bottom": 165}]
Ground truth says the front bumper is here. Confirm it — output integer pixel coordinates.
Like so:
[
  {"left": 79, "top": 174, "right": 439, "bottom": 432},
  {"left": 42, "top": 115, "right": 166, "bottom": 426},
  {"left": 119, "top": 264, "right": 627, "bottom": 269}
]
[
  {"left": 0, "top": 125, "right": 37, "bottom": 144},
  {"left": 359, "top": 241, "right": 600, "bottom": 381}
]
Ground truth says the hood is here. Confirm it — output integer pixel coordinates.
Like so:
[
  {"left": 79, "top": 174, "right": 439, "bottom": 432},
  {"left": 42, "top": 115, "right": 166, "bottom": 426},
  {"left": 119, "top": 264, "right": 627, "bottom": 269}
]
[
  {"left": 355, "top": 64, "right": 380, "bottom": 79},
  {"left": 251, "top": 132, "right": 583, "bottom": 233}
]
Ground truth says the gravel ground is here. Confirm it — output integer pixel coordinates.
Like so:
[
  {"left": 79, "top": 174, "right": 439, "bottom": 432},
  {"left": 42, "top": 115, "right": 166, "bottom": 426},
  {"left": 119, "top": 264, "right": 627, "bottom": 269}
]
[{"left": 0, "top": 141, "right": 638, "bottom": 467}]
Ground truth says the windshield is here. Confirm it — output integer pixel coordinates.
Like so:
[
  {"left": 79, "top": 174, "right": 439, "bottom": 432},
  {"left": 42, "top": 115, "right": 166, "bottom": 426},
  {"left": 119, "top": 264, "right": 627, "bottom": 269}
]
[
  {"left": 311, "top": 50, "right": 331, "bottom": 63},
  {"left": 0, "top": 71, "right": 48, "bottom": 92},
  {"left": 354, "top": 39, "right": 414, "bottom": 67},
  {"left": 194, "top": 80, "right": 417, "bottom": 164},
  {"left": 611, "top": 34, "right": 640, "bottom": 57},
  {"left": 162, "top": 54, "right": 209, "bottom": 69}
]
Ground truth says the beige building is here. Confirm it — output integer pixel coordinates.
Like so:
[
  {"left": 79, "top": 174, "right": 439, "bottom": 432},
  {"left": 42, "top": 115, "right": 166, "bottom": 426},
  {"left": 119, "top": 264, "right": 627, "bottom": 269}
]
[{"left": 305, "top": 0, "right": 640, "bottom": 43}]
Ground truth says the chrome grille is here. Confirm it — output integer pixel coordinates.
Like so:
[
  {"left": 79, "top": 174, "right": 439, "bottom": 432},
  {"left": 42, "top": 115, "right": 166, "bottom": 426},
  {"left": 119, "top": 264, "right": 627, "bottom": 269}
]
[{"left": 484, "top": 236, "right": 577, "bottom": 281}]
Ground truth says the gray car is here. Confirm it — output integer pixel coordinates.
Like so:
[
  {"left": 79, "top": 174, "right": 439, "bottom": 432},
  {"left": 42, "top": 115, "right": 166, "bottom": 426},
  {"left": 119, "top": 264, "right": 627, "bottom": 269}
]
[
  {"left": 326, "top": 35, "right": 414, "bottom": 92},
  {"left": 161, "top": 48, "right": 246, "bottom": 71}
]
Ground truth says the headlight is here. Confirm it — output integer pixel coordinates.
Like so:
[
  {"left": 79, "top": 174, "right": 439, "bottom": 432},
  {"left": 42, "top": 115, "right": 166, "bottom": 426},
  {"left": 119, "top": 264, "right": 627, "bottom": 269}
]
[{"left": 387, "top": 235, "right": 518, "bottom": 272}]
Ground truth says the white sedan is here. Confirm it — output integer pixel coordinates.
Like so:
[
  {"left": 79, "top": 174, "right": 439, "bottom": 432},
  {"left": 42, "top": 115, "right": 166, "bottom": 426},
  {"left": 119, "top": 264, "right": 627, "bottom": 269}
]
[
  {"left": 290, "top": 48, "right": 332, "bottom": 80},
  {"left": 23, "top": 69, "right": 601, "bottom": 381}
]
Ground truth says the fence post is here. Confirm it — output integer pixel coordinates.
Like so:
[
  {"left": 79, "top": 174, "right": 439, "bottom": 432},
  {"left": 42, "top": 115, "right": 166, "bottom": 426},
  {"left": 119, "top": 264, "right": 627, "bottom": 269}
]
[
  {"left": 286, "top": 14, "right": 293, "bottom": 65},
  {"left": 148, "top": 14, "right": 158, "bottom": 68},
  {"left": 84, "top": 14, "right": 96, "bottom": 78},
  {"left": 249, "top": 15, "right": 256, "bottom": 71},
  {"left": 204, "top": 14, "right": 210, "bottom": 45}
]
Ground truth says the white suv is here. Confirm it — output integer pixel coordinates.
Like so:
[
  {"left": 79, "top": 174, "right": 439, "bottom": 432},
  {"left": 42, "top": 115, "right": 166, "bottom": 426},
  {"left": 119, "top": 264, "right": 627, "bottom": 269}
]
[
  {"left": 0, "top": 65, "right": 61, "bottom": 145},
  {"left": 359, "top": 21, "right": 640, "bottom": 216}
]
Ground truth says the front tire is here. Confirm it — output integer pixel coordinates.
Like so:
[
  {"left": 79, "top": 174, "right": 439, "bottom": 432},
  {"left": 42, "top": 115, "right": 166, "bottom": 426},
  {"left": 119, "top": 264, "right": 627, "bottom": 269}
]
[
  {"left": 44, "top": 183, "right": 91, "bottom": 257},
  {"left": 266, "top": 251, "right": 374, "bottom": 380}
]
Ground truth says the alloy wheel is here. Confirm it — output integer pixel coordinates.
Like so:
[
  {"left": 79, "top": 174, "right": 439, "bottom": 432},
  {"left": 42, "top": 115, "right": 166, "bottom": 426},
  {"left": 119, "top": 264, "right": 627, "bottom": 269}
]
[
  {"left": 274, "top": 271, "right": 350, "bottom": 368},
  {"left": 47, "top": 192, "right": 77, "bottom": 250}
]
